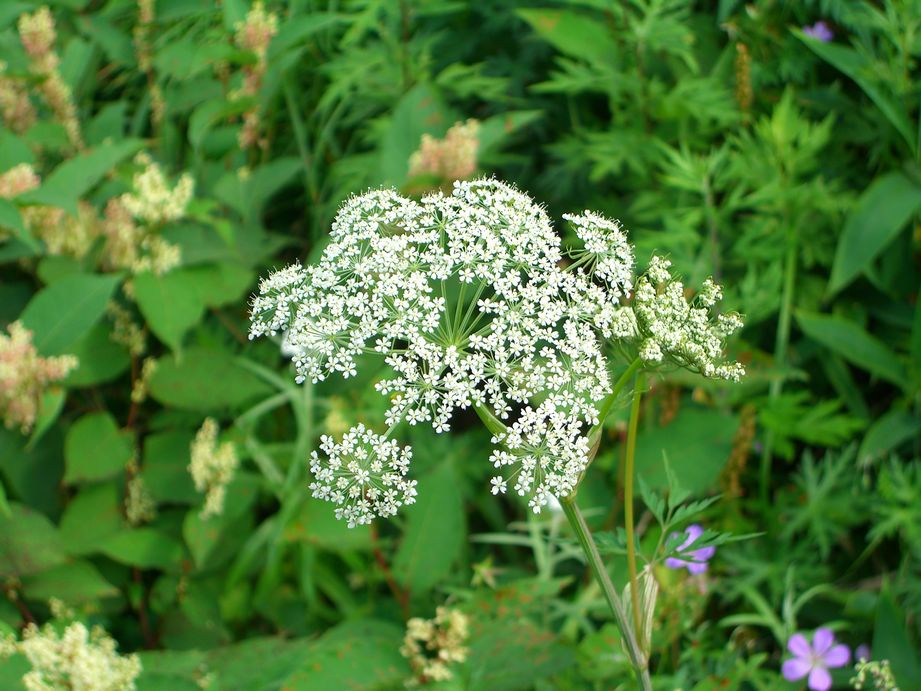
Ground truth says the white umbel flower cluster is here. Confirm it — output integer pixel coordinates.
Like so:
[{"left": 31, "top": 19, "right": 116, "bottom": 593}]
[
  {"left": 250, "top": 179, "right": 743, "bottom": 523},
  {"left": 0, "top": 621, "right": 141, "bottom": 691},
  {"left": 633, "top": 256, "right": 745, "bottom": 381},
  {"left": 489, "top": 402, "right": 591, "bottom": 512},
  {"left": 563, "top": 210, "right": 634, "bottom": 294},
  {"left": 309, "top": 423, "right": 416, "bottom": 528}
]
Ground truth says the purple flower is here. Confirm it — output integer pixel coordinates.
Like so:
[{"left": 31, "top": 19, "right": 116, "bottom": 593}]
[
  {"left": 803, "top": 21, "right": 833, "bottom": 42},
  {"left": 664, "top": 524, "right": 715, "bottom": 574},
  {"left": 782, "top": 628, "right": 850, "bottom": 691},
  {"left": 855, "top": 643, "right": 870, "bottom": 661}
]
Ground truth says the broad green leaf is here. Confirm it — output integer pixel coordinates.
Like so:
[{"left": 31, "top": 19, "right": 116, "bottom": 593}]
[
  {"left": 518, "top": 8, "right": 619, "bottom": 65},
  {"left": 468, "top": 618, "right": 576, "bottom": 688},
  {"left": 23, "top": 560, "right": 118, "bottom": 604},
  {"left": 20, "top": 139, "right": 142, "bottom": 215},
  {"left": 797, "top": 32, "right": 915, "bottom": 154},
  {"left": 27, "top": 387, "right": 66, "bottom": 450},
  {"left": 0, "top": 478, "right": 9, "bottom": 518},
  {"left": 60, "top": 483, "right": 126, "bottom": 556},
  {"left": 19, "top": 273, "right": 121, "bottom": 355},
  {"left": 796, "top": 311, "right": 907, "bottom": 387},
  {"left": 36, "top": 255, "right": 85, "bottom": 284},
  {"left": 282, "top": 620, "right": 409, "bottom": 689},
  {"left": 100, "top": 528, "right": 185, "bottom": 571},
  {"left": 873, "top": 590, "right": 921, "bottom": 687},
  {"left": 133, "top": 269, "right": 206, "bottom": 352},
  {"left": 283, "top": 497, "right": 372, "bottom": 552},
  {"left": 78, "top": 14, "right": 135, "bottom": 66},
  {"left": 244, "top": 157, "right": 302, "bottom": 223},
  {"left": 378, "top": 83, "right": 457, "bottom": 186},
  {"left": 186, "top": 262, "right": 254, "bottom": 308},
  {"left": 0, "top": 429, "right": 64, "bottom": 516},
  {"left": 64, "top": 412, "right": 133, "bottom": 484},
  {"left": 188, "top": 98, "right": 251, "bottom": 149},
  {"left": 393, "top": 460, "right": 464, "bottom": 594},
  {"left": 149, "top": 348, "right": 273, "bottom": 411},
  {"left": 65, "top": 322, "right": 132, "bottom": 387},
  {"left": 828, "top": 172, "right": 921, "bottom": 294},
  {"left": 913, "top": 278, "right": 921, "bottom": 380},
  {"left": 183, "top": 474, "right": 260, "bottom": 569},
  {"left": 478, "top": 110, "right": 543, "bottom": 156},
  {"left": 0, "top": 199, "right": 34, "bottom": 250},
  {"left": 634, "top": 407, "right": 737, "bottom": 494},
  {"left": 269, "top": 13, "right": 346, "bottom": 57},
  {"left": 141, "top": 431, "right": 198, "bottom": 504},
  {"left": 858, "top": 410, "right": 921, "bottom": 466},
  {"left": 0, "top": 504, "right": 67, "bottom": 578}
]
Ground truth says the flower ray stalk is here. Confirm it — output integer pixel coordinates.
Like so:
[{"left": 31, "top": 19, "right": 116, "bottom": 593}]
[{"left": 624, "top": 369, "right": 645, "bottom": 646}]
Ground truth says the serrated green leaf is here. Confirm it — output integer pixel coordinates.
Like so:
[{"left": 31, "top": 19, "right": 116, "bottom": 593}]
[
  {"left": 518, "top": 8, "right": 619, "bottom": 65},
  {"left": 64, "top": 412, "right": 133, "bottom": 484},
  {"left": 19, "top": 273, "right": 121, "bottom": 355},
  {"left": 133, "top": 269, "right": 206, "bottom": 352},
  {"left": 828, "top": 172, "right": 921, "bottom": 294},
  {"left": 393, "top": 460, "right": 464, "bottom": 594},
  {"left": 797, "top": 32, "right": 915, "bottom": 154},
  {"left": 796, "top": 311, "right": 907, "bottom": 387}
]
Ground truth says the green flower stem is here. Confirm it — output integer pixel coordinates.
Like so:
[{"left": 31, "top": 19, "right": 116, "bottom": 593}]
[
  {"left": 624, "top": 370, "right": 645, "bottom": 647},
  {"left": 560, "top": 496, "right": 652, "bottom": 691},
  {"left": 587, "top": 357, "right": 643, "bottom": 455},
  {"left": 474, "top": 403, "right": 509, "bottom": 436}
]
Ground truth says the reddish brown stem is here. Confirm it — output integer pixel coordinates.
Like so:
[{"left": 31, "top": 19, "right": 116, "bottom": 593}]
[
  {"left": 132, "top": 568, "right": 157, "bottom": 649},
  {"left": 370, "top": 524, "right": 410, "bottom": 618}
]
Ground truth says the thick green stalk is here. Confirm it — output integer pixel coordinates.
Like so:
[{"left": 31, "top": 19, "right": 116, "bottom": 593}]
[
  {"left": 624, "top": 370, "right": 645, "bottom": 645},
  {"left": 560, "top": 497, "right": 652, "bottom": 691}
]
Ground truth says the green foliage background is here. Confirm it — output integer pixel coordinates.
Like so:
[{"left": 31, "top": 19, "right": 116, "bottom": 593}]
[{"left": 0, "top": 0, "right": 919, "bottom": 688}]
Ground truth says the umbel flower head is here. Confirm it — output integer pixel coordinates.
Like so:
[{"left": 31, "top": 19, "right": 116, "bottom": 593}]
[
  {"left": 309, "top": 423, "right": 417, "bottom": 528},
  {"left": 632, "top": 256, "right": 744, "bottom": 381},
  {"left": 250, "top": 179, "right": 744, "bottom": 525}
]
